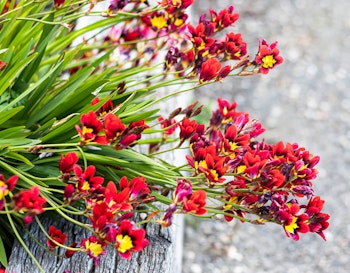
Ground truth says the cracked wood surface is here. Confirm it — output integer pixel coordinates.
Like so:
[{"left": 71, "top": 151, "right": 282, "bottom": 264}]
[{"left": 7, "top": 213, "right": 183, "bottom": 273}]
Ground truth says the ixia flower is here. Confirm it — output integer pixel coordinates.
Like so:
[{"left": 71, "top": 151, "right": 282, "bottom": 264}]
[
  {"left": 158, "top": 116, "right": 178, "bottom": 135},
  {"left": 91, "top": 97, "right": 114, "bottom": 116},
  {"left": 75, "top": 111, "right": 108, "bottom": 144},
  {"left": 47, "top": 225, "right": 67, "bottom": 249},
  {"left": 209, "top": 5, "right": 240, "bottom": 31},
  {"left": 0, "top": 174, "right": 18, "bottom": 211},
  {"left": 74, "top": 165, "right": 104, "bottom": 195},
  {"left": 199, "top": 58, "right": 230, "bottom": 82},
  {"left": 255, "top": 39, "right": 283, "bottom": 74},
  {"left": 115, "top": 220, "right": 149, "bottom": 259},
  {"left": 104, "top": 181, "right": 133, "bottom": 212},
  {"left": 179, "top": 118, "right": 200, "bottom": 140},
  {"left": 59, "top": 152, "right": 79, "bottom": 182},
  {"left": 12, "top": 186, "right": 46, "bottom": 224},
  {"left": 224, "top": 32, "right": 247, "bottom": 60},
  {"left": 182, "top": 190, "right": 207, "bottom": 215},
  {"left": 81, "top": 235, "right": 106, "bottom": 266},
  {"left": 54, "top": 0, "right": 65, "bottom": 8},
  {"left": 119, "top": 176, "right": 151, "bottom": 203}
]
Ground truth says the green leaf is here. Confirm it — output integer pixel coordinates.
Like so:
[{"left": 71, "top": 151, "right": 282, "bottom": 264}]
[
  {"left": 0, "top": 106, "right": 24, "bottom": 126},
  {"left": 0, "top": 126, "right": 28, "bottom": 139},
  {"left": 0, "top": 50, "right": 37, "bottom": 96},
  {"left": 19, "top": 13, "right": 57, "bottom": 83},
  {"left": 0, "top": 235, "right": 8, "bottom": 267},
  {"left": 0, "top": 138, "right": 41, "bottom": 147},
  {"left": 5, "top": 151, "right": 34, "bottom": 166}
]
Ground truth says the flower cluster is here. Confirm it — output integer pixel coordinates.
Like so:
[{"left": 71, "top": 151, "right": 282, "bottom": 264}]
[
  {"left": 1, "top": 173, "right": 46, "bottom": 225},
  {"left": 162, "top": 178, "right": 207, "bottom": 226},
  {"left": 55, "top": 151, "right": 151, "bottom": 264},
  {"left": 75, "top": 98, "right": 149, "bottom": 148},
  {"left": 177, "top": 98, "right": 329, "bottom": 240},
  {"left": 164, "top": 5, "right": 283, "bottom": 81}
]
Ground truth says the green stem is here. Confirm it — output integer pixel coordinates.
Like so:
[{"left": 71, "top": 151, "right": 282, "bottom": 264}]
[
  {"left": 34, "top": 216, "right": 82, "bottom": 251},
  {"left": 4, "top": 203, "right": 45, "bottom": 273}
]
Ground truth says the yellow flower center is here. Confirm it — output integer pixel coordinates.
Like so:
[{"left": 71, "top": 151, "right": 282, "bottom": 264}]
[
  {"left": 82, "top": 126, "right": 93, "bottom": 135},
  {"left": 116, "top": 234, "right": 134, "bottom": 253},
  {"left": 284, "top": 216, "right": 299, "bottom": 234},
  {"left": 0, "top": 181, "right": 8, "bottom": 200},
  {"left": 195, "top": 160, "right": 208, "bottom": 171},
  {"left": 81, "top": 181, "right": 90, "bottom": 191},
  {"left": 85, "top": 240, "right": 104, "bottom": 257},
  {"left": 262, "top": 55, "right": 276, "bottom": 68},
  {"left": 223, "top": 196, "right": 239, "bottom": 210},
  {"left": 150, "top": 15, "right": 168, "bottom": 30}
]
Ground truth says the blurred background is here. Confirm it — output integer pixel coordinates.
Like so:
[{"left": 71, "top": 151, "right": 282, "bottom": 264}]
[{"left": 182, "top": 1, "right": 350, "bottom": 272}]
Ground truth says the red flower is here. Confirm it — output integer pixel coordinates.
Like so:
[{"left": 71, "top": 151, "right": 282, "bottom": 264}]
[
  {"left": 158, "top": 116, "right": 178, "bottom": 135},
  {"left": 89, "top": 201, "right": 116, "bottom": 239},
  {"left": 13, "top": 186, "right": 46, "bottom": 223},
  {"left": 59, "top": 152, "right": 79, "bottom": 181},
  {"left": 54, "top": 0, "right": 65, "bottom": 8},
  {"left": 105, "top": 181, "right": 133, "bottom": 212},
  {"left": 209, "top": 6, "right": 239, "bottom": 31},
  {"left": 179, "top": 118, "right": 199, "bottom": 140},
  {"left": 0, "top": 60, "right": 7, "bottom": 71},
  {"left": 103, "top": 113, "right": 126, "bottom": 142},
  {"left": 224, "top": 32, "right": 247, "bottom": 60},
  {"left": 47, "top": 225, "right": 67, "bottom": 249},
  {"left": 182, "top": 190, "right": 207, "bottom": 215},
  {"left": 75, "top": 111, "right": 108, "bottom": 144},
  {"left": 115, "top": 220, "right": 149, "bottom": 259},
  {"left": 64, "top": 242, "right": 77, "bottom": 258},
  {"left": 0, "top": 174, "right": 18, "bottom": 211},
  {"left": 174, "top": 178, "right": 192, "bottom": 203},
  {"left": 166, "top": 0, "right": 194, "bottom": 9},
  {"left": 187, "top": 145, "right": 227, "bottom": 183},
  {"left": 91, "top": 97, "right": 114, "bottom": 116},
  {"left": 199, "top": 58, "right": 221, "bottom": 82},
  {"left": 303, "top": 196, "right": 330, "bottom": 240},
  {"left": 223, "top": 124, "right": 250, "bottom": 153},
  {"left": 282, "top": 203, "right": 310, "bottom": 241},
  {"left": 255, "top": 40, "right": 283, "bottom": 74},
  {"left": 74, "top": 165, "right": 104, "bottom": 195},
  {"left": 81, "top": 235, "right": 106, "bottom": 266},
  {"left": 120, "top": 176, "right": 151, "bottom": 203}
]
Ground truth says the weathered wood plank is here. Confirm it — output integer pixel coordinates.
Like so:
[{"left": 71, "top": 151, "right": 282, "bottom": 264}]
[{"left": 7, "top": 213, "right": 183, "bottom": 273}]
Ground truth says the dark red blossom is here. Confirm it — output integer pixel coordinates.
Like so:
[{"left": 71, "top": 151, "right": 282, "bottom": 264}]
[
  {"left": 13, "top": 186, "right": 46, "bottom": 223},
  {"left": 104, "top": 113, "right": 126, "bottom": 142},
  {"left": 74, "top": 165, "right": 104, "bottom": 195},
  {"left": 158, "top": 116, "right": 178, "bottom": 135},
  {"left": 115, "top": 220, "right": 149, "bottom": 259},
  {"left": 91, "top": 97, "right": 114, "bottom": 116},
  {"left": 54, "top": 0, "right": 65, "bottom": 8},
  {"left": 59, "top": 152, "right": 79, "bottom": 181},
  {"left": 47, "top": 225, "right": 67, "bottom": 249},
  {"left": 255, "top": 40, "right": 283, "bottom": 74},
  {"left": 224, "top": 32, "right": 247, "bottom": 60},
  {"left": 81, "top": 235, "right": 106, "bottom": 266},
  {"left": 64, "top": 243, "right": 78, "bottom": 258},
  {"left": 0, "top": 174, "right": 18, "bottom": 211},
  {"left": 179, "top": 118, "right": 200, "bottom": 140},
  {"left": 182, "top": 190, "right": 207, "bottom": 215},
  {"left": 75, "top": 111, "right": 108, "bottom": 144},
  {"left": 199, "top": 58, "right": 221, "bottom": 82}
]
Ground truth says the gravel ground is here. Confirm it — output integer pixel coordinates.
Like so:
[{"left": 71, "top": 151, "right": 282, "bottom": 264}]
[{"left": 182, "top": 1, "right": 350, "bottom": 273}]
